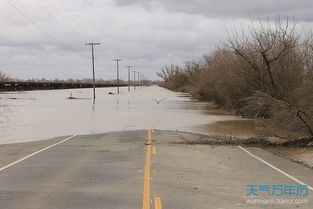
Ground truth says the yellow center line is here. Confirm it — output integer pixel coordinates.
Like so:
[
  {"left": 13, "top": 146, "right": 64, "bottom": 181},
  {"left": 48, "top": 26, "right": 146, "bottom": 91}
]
[
  {"left": 142, "top": 130, "right": 152, "bottom": 209},
  {"left": 154, "top": 197, "right": 162, "bottom": 209},
  {"left": 143, "top": 130, "right": 164, "bottom": 209},
  {"left": 147, "top": 129, "right": 152, "bottom": 145}
]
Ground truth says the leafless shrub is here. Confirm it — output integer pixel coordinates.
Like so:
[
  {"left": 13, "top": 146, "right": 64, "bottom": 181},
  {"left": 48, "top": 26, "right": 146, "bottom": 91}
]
[
  {"left": 157, "top": 63, "right": 200, "bottom": 92},
  {"left": 241, "top": 91, "right": 313, "bottom": 138},
  {"left": 157, "top": 17, "right": 313, "bottom": 142},
  {"left": 226, "top": 18, "right": 303, "bottom": 97}
]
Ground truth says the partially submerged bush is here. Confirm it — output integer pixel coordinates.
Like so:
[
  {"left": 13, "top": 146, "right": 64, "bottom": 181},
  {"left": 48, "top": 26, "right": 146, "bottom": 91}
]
[
  {"left": 158, "top": 18, "right": 313, "bottom": 141},
  {"left": 242, "top": 91, "right": 313, "bottom": 138}
]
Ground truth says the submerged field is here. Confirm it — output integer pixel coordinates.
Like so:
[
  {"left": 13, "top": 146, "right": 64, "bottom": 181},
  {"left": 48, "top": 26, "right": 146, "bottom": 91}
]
[{"left": 0, "top": 85, "right": 312, "bottom": 167}]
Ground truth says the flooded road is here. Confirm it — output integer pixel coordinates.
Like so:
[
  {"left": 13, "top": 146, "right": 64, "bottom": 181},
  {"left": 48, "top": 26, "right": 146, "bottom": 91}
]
[
  {"left": 0, "top": 86, "right": 249, "bottom": 144},
  {"left": 0, "top": 85, "right": 312, "bottom": 167}
]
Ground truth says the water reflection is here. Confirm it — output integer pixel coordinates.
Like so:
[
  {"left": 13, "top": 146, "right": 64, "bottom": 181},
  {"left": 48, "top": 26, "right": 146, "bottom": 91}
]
[
  {"left": 1, "top": 86, "right": 312, "bottom": 167},
  {"left": 0, "top": 86, "right": 257, "bottom": 144},
  {"left": 0, "top": 105, "right": 12, "bottom": 124},
  {"left": 193, "top": 120, "right": 266, "bottom": 138}
]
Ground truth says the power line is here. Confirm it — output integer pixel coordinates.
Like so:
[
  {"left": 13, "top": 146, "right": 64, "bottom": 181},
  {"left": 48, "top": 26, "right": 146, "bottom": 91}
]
[
  {"left": 55, "top": 0, "right": 86, "bottom": 39},
  {"left": 6, "top": 0, "right": 74, "bottom": 50},
  {"left": 34, "top": 0, "right": 85, "bottom": 45},
  {"left": 46, "top": 0, "right": 85, "bottom": 42},
  {"left": 53, "top": 0, "right": 100, "bottom": 46}
]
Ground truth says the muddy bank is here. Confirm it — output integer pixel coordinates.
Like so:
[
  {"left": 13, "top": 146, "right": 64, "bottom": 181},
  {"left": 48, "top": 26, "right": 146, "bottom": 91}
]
[
  {"left": 173, "top": 132, "right": 313, "bottom": 147},
  {"left": 266, "top": 147, "right": 313, "bottom": 169},
  {"left": 170, "top": 131, "right": 313, "bottom": 169},
  {"left": 192, "top": 119, "right": 266, "bottom": 138}
]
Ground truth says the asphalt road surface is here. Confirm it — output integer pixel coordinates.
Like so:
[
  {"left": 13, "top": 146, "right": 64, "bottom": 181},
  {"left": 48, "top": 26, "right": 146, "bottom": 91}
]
[{"left": 0, "top": 130, "right": 312, "bottom": 209}]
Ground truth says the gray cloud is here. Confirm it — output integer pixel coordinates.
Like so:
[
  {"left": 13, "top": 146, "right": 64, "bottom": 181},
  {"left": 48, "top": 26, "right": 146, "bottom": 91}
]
[
  {"left": 0, "top": 0, "right": 312, "bottom": 81},
  {"left": 114, "top": 0, "right": 313, "bottom": 21}
]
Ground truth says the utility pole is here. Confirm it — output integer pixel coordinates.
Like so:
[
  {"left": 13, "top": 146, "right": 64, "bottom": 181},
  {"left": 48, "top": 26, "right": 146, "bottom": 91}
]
[
  {"left": 137, "top": 72, "right": 140, "bottom": 90},
  {"left": 113, "top": 58, "right": 122, "bottom": 94},
  {"left": 126, "top": 66, "right": 132, "bottom": 92},
  {"left": 132, "top": 70, "right": 136, "bottom": 90},
  {"left": 85, "top": 42, "right": 100, "bottom": 101},
  {"left": 141, "top": 74, "right": 144, "bottom": 88}
]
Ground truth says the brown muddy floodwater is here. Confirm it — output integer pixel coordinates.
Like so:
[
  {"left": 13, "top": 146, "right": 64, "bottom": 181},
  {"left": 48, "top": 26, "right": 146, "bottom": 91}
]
[
  {"left": 0, "top": 85, "right": 252, "bottom": 144},
  {"left": 0, "top": 86, "right": 312, "bottom": 167}
]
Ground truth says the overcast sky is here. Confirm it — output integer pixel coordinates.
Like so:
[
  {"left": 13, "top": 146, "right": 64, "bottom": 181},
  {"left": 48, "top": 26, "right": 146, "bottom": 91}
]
[{"left": 0, "top": 0, "right": 313, "bottom": 80}]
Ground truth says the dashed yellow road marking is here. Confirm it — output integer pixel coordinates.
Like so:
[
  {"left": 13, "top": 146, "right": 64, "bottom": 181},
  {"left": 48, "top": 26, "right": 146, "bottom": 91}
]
[
  {"left": 146, "top": 129, "right": 152, "bottom": 145},
  {"left": 143, "top": 130, "right": 165, "bottom": 209},
  {"left": 154, "top": 197, "right": 162, "bottom": 209},
  {"left": 152, "top": 146, "right": 157, "bottom": 155}
]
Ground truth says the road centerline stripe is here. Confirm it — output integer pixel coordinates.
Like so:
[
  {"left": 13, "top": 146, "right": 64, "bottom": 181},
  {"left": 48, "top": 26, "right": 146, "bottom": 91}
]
[
  {"left": 152, "top": 146, "right": 157, "bottom": 155},
  {"left": 238, "top": 145, "right": 313, "bottom": 191},
  {"left": 154, "top": 197, "right": 162, "bottom": 209},
  {"left": 0, "top": 135, "right": 76, "bottom": 172},
  {"left": 142, "top": 130, "right": 152, "bottom": 209}
]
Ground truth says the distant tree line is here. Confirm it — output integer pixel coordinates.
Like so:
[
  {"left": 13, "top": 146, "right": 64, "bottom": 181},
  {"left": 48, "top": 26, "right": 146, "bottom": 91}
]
[
  {"left": 0, "top": 72, "right": 11, "bottom": 81},
  {"left": 158, "top": 18, "right": 313, "bottom": 142},
  {"left": 0, "top": 75, "right": 128, "bottom": 84},
  {"left": 22, "top": 78, "right": 128, "bottom": 84},
  {"left": 0, "top": 72, "right": 155, "bottom": 90}
]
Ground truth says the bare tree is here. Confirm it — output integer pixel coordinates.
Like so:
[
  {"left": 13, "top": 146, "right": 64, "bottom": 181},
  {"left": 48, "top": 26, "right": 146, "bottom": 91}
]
[
  {"left": 0, "top": 71, "right": 10, "bottom": 81},
  {"left": 242, "top": 91, "right": 313, "bottom": 140},
  {"left": 227, "top": 18, "right": 300, "bottom": 97},
  {"left": 157, "top": 17, "right": 313, "bottom": 142}
]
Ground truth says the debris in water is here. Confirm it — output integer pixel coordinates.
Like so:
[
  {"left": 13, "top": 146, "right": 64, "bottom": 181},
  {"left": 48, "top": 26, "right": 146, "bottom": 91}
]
[{"left": 67, "top": 93, "right": 78, "bottom": 99}]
